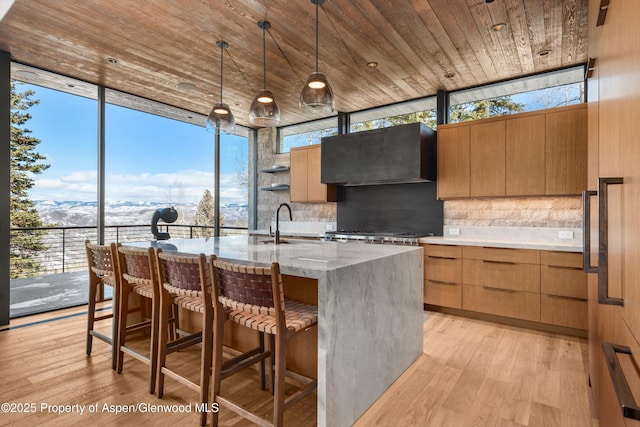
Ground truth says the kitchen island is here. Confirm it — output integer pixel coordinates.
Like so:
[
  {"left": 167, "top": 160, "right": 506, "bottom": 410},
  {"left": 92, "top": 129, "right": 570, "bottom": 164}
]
[{"left": 131, "top": 235, "right": 424, "bottom": 427}]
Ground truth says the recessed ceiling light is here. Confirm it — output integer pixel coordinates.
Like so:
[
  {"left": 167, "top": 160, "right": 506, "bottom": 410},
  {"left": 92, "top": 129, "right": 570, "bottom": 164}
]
[
  {"left": 538, "top": 49, "right": 552, "bottom": 57},
  {"left": 491, "top": 23, "right": 507, "bottom": 31},
  {"left": 367, "top": 62, "right": 378, "bottom": 69},
  {"left": 486, "top": 0, "right": 495, "bottom": 3},
  {"left": 106, "top": 57, "right": 119, "bottom": 64},
  {"left": 15, "top": 70, "right": 40, "bottom": 79},
  {"left": 445, "top": 72, "right": 456, "bottom": 79},
  {"left": 177, "top": 82, "right": 197, "bottom": 91},
  {"left": 206, "top": 92, "right": 216, "bottom": 98},
  {"left": 67, "top": 83, "right": 75, "bottom": 88}
]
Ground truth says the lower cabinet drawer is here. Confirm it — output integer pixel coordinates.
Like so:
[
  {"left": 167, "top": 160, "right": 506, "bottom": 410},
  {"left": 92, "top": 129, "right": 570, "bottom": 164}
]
[
  {"left": 424, "top": 280, "right": 461, "bottom": 309},
  {"left": 425, "top": 256, "right": 461, "bottom": 283},
  {"left": 463, "top": 258, "right": 540, "bottom": 292},
  {"left": 462, "top": 285, "right": 540, "bottom": 322},
  {"left": 540, "top": 265, "right": 587, "bottom": 299},
  {"left": 540, "top": 294, "right": 587, "bottom": 330}
]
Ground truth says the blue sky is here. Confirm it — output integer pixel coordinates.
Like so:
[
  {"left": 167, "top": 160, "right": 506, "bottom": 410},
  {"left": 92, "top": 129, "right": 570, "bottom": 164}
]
[{"left": 18, "top": 82, "right": 249, "bottom": 205}]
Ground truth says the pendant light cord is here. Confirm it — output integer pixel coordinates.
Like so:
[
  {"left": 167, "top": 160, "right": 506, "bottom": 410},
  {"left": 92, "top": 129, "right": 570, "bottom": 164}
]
[
  {"left": 315, "top": 0, "right": 319, "bottom": 73},
  {"left": 262, "top": 25, "right": 267, "bottom": 89},
  {"left": 219, "top": 44, "right": 224, "bottom": 104}
]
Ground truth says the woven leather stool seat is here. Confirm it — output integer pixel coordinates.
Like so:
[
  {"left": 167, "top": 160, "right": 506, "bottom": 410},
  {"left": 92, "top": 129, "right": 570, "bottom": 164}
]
[{"left": 227, "top": 299, "right": 318, "bottom": 335}]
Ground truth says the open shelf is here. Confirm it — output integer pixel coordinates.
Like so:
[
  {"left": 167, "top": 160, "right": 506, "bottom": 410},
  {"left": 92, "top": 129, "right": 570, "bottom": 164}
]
[
  {"left": 261, "top": 184, "right": 290, "bottom": 191},
  {"left": 261, "top": 166, "right": 290, "bottom": 173}
]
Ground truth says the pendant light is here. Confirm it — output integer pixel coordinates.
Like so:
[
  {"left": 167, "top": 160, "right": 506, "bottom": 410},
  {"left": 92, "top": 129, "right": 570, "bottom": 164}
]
[
  {"left": 206, "top": 40, "right": 236, "bottom": 133},
  {"left": 300, "top": 0, "right": 334, "bottom": 113},
  {"left": 249, "top": 20, "right": 280, "bottom": 127}
]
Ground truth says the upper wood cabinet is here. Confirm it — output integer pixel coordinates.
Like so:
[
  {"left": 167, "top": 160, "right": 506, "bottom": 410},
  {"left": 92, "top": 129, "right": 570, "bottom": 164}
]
[
  {"left": 470, "top": 121, "right": 505, "bottom": 197},
  {"left": 505, "top": 114, "right": 546, "bottom": 196},
  {"left": 289, "top": 145, "right": 337, "bottom": 203},
  {"left": 437, "top": 104, "right": 587, "bottom": 199},
  {"left": 545, "top": 106, "right": 588, "bottom": 195},
  {"left": 437, "top": 126, "right": 470, "bottom": 199}
]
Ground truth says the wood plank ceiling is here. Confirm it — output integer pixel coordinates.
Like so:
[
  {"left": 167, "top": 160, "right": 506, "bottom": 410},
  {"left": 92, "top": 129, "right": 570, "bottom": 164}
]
[{"left": 0, "top": 0, "right": 588, "bottom": 128}]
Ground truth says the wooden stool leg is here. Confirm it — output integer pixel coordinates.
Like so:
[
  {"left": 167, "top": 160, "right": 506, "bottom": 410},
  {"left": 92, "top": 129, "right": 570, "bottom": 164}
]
[
  {"left": 116, "top": 282, "right": 131, "bottom": 374},
  {"left": 110, "top": 284, "right": 120, "bottom": 371},
  {"left": 149, "top": 294, "right": 160, "bottom": 395},
  {"left": 199, "top": 307, "right": 213, "bottom": 426},
  {"left": 269, "top": 334, "right": 276, "bottom": 395},
  {"left": 157, "top": 292, "right": 171, "bottom": 398},
  {"left": 273, "top": 333, "right": 287, "bottom": 427},
  {"left": 86, "top": 279, "right": 97, "bottom": 356},
  {"left": 211, "top": 315, "right": 225, "bottom": 427},
  {"left": 259, "top": 332, "right": 267, "bottom": 390}
]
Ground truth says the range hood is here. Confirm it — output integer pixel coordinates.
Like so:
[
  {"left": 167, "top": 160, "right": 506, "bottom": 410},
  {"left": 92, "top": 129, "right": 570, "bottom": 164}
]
[{"left": 321, "top": 122, "right": 436, "bottom": 186}]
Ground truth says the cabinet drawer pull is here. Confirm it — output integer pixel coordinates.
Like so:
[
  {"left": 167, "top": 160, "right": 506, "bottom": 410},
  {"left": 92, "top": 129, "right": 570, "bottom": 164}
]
[
  {"left": 547, "top": 265, "right": 583, "bottom": 271},
  {"left": 427, "top": 256, "right": 457, "bottom": 260},
  {"left": 482, "top": 260, "right": 517, "bottom": 265},
  {"left": 597, "top": 177, "right": 624, "bottom": 306},
  {"left": 582, "top": 190, "right": 598, "bottom": 273},
  {"left": 547, "top": 294, "right": 588, "bottom": 302},
  {"left": 481, "top": 247, "right": 516, "bottom": 251},
  {"left": 428, "top": 279, "right": 457, "bottom": 286},
  {"left": 482, "top": 286, "right": 516, "bottom": 293},
  {"left": 603, "top": 342, "right": 640, "bottom": 420}
]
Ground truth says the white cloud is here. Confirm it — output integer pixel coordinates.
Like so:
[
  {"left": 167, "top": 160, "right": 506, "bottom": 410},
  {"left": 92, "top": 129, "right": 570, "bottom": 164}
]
[{"left": 30, "top": 169, "right": 247, "bottom": 205}]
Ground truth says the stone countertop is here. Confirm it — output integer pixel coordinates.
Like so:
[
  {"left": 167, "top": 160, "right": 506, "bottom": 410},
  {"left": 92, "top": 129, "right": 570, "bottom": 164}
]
[
  {"left": 419, "top": 236, "right": 582, "bottom": 252},
  {"left": 249, "top": 229, "right": 326, "bottom": 239},
  {"left": 134, "top": 235, "right": 421, "bottom": 279}
]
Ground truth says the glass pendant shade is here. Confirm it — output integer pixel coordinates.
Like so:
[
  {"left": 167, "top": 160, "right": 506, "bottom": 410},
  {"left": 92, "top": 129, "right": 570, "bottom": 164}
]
[
  {"left": 206, "top": 102, "right": 236, "bottom": 133},
  {"left": 300, "top": 0, "right": 335, "bottom": 113},
  {"left": 206, "top": 40, "right": 235, "bottom": 133},
  {"left": 249, "top": 21, "right": 280, "bottom": 127},
  {"left": 300, "top": 71, "right": 334, "bottom": 113},
  {"left": 249, "top": 89, "right": 280, "bottom": 127}
]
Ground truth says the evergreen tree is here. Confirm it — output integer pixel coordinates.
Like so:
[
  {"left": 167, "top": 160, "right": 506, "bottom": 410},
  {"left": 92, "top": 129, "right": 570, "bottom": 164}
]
[
  {"left": 10, "top": 82, "right": 50, "bottom": 278},
  {"left": 351, "top": 95, "right": 524, "bottom": 131},
  {"left": 194, "top": 189, "right": 223, "bottom": 237}
]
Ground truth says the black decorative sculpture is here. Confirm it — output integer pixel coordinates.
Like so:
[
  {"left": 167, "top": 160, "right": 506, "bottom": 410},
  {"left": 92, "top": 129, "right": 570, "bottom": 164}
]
[{"left": 151, "top": 207, "right": 178, "bottom": 240}]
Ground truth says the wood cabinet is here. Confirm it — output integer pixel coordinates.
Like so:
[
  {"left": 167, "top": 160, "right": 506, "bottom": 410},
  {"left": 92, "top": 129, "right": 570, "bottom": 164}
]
[
  {"left": 422, "top": 244, "right": 462, "bottom": 309},
  {"left": 461, "top": 246, "right": 540, "bottom": 322},
  {"left": 545, "top": 106, "right": 588, "bottom": 195},
  {"left": 505, "top": 114, "right": 546, "bottom": 196},
  {"left": 289, "top": 144, "right": 336, "bottom": 203},
  {"left": 586, "top": 1, "right": 640, "bottom": 425},
  {"left": 470, "top": 121, "right": 505, "bottom": 197},
  {"left": 424, "top": 244, "right": 589, "bottom": 331},
  {"left": 437, "top": 126, "right": 470, "bottom": 199},
  {"left": 540, "top": 251, "right": 587, "bottom": 330},
  {"left": 437, "top": 104, "right": 587, "bottom": 199}
]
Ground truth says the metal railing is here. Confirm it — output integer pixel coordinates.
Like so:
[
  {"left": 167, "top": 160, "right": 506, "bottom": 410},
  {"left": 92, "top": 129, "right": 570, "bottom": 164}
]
[{"left": 10, "top": 224, "right": 248, "bottom": 278}]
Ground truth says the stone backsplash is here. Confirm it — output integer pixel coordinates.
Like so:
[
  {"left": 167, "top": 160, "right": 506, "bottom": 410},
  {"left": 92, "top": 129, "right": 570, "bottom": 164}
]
[
  {"left": 443, "top": 196, "right": 582, "bottom": 228},
  {"left": 255, "top": 130, "right": 582, "bottom": 231}
]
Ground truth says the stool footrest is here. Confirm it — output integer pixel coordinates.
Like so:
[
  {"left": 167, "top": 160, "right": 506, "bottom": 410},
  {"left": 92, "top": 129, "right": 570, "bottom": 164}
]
[
  {"left": 89, "top": 330, "right": 112, "bottom": 345},
  {"left": 166, "top": 332, "right": 202, "bottom": 354}
]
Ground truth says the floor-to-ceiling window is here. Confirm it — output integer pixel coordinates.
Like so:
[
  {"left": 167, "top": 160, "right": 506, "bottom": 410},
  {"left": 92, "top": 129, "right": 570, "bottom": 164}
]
[
  {"left": 6, "top": 66, "right": 250, "bottom": 319},
  {"left": 9, "top": 64, "right": 98, "bottom": 317}
]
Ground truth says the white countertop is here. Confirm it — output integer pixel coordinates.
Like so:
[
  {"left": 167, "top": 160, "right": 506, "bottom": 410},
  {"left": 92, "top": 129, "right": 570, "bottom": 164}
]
[
  {"left": 250, "top": 229, "right": 326, "bottom": 238},
  {"left": 419, "top": 236, "right": 582, "bottom": 252},
  {"left": 132, "top": 235, "right": 422, "bottom": 278}
]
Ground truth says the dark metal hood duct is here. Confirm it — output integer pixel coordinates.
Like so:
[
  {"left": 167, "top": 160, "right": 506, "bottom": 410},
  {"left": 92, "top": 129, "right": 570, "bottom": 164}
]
[{"left": 320, "top": 122, "right": 436, "bottom": 186}]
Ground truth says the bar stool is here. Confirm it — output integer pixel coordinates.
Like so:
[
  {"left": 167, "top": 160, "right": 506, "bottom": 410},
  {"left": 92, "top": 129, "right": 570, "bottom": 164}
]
[
  {"left": 85, "top": 240, "right": 119, "bottom": 370},
  {"left": 210, "top": 259, "right": 318, "bottom": 427},
  {"left": 155, "top": 250, "right": 214, "bottom": 426},
  {"left": 114, "top": 245, "right": 162, "bottom": 394}
]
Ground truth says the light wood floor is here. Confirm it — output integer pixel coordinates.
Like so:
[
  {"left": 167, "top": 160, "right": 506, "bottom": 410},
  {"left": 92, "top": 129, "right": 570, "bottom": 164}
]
[{"left": 0, "top": 307, "right": 597, "bottom": 426}]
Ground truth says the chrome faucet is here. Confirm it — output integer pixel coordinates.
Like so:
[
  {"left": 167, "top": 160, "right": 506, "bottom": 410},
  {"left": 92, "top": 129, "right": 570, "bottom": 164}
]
[{"left": 274, "top": 203, "right": 292, "bottom": 244}]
